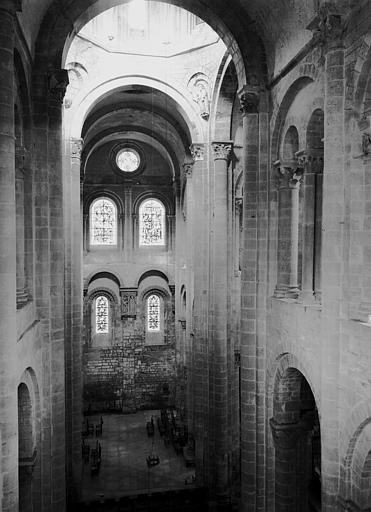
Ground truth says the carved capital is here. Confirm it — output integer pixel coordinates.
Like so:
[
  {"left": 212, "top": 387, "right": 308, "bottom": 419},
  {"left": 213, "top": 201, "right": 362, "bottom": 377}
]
[
  {"left": 238, "top": 85, "right": 260, "bottom": 115},
  {"left": 274, "top": 160, "right": 304, "bottom": 189},
  {"left": 71, "top": 138, "right": 84, "bottom": 160},
  {"left": 295, "top": 149, "right": 324, "bottom": 174},
  {"left": 212, "top": 141, "right": 233, "bottom": 161},
  {"left": 182, "top": 162, "right": 194, "bottom": 179},
  {"left": 235, "top": 197, "right": 243, "bottom": 213},
  {"left": 190, "top": 143, "right": 205, "bottom": 161},
  {"left": 269, "top": 419, "right": 303, "bottom": 449},
  {"left": 307, "top": 4, "right": 345, "bottom": 51},
  {"left": 48, "top": 69, "right": 69, "bottom": 104}
]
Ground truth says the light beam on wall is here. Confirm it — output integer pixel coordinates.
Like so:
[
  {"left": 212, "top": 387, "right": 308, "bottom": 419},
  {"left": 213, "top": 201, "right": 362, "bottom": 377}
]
[{"left": 128, "top": 0, "right": 146, "bottom": 31}]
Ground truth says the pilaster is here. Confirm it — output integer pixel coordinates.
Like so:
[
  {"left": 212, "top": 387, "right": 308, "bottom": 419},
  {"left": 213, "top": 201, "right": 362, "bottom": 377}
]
[
  {"left": 0, "top": 2, "right": 20, "bottom": 509},
  {"left": 47, "top": 68, "right": 69, "bottom": 507},
  {"left": 68, "top": 136, "right": 84, "bottom": 501},
  {"left": 309, "top": 5, "right": 345, "bottom": 511},
  {"left": 238, "top": 83, "right": 270, "bottom": 512}
]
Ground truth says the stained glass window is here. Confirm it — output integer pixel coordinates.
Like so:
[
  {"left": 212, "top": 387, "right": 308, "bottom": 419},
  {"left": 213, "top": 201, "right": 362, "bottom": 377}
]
[
  {"left": 147, "top": 294, "right": 160, "bottom": 331},
  {"left": 116, "top": 149, "right": 140, "bottom": 173},
  {"left": 96, "top": 296, "right": 109, "bottom": 333},
  {"left": 90, "top": 198, "right": 117, "bottom": 245},
  {"left": 139, "top": 199, "right": 165, "bottom": 245}
]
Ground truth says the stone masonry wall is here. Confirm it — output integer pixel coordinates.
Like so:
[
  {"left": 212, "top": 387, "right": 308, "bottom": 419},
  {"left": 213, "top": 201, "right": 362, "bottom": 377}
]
[{"left": 84, "top": 338, "right": 177, "bottom": 412}]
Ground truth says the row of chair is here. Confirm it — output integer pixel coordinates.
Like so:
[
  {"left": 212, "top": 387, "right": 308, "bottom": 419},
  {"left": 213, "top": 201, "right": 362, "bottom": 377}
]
[
  {"left": 82, "top": 439, "right": 102, "bottom": 474},
  {"left": 82, "top": 416, "right": 104, "bottom": 437}
]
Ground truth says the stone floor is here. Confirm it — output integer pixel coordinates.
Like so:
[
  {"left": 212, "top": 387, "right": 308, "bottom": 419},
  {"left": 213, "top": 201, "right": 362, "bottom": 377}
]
[{"left": 81, "top": 410, "right": 195, "bottom": 502}]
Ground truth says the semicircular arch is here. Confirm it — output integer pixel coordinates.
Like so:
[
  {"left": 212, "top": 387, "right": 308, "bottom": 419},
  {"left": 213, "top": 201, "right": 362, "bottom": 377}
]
[{"left": 69, "top": 76, "right": 205, "bottom": 143}]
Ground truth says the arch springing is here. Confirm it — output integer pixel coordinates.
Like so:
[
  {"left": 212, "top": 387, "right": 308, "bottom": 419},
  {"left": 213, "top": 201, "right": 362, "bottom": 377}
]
[
  {"left": 90, "top": 198, "right": 117, "bottom": 245},
  {"left": 139, "top": 199, "right": 165, "bottom": 246}
]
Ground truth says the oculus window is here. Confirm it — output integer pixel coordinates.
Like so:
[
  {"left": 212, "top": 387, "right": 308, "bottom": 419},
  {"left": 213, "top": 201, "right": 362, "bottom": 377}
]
[
  {"left": 95, "top": 296, "right": 109, "bottom": 333},
  {"left": 116, "top": 148, "right": 140, "bottom": 173},
  {"left": 90, "top": 198, "right": 117, "bottom": 246},
  {"left": 139, "top": 199, "right": 165, "bottom": 246}
]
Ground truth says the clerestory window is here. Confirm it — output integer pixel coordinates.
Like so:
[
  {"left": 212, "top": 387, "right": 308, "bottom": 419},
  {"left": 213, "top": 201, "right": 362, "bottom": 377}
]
[
  {"left": 139, "top": 199, "right": 165, "bottom": 246},
  {"left": 90, "top": 198, "right": 117, "bottom": 246}
]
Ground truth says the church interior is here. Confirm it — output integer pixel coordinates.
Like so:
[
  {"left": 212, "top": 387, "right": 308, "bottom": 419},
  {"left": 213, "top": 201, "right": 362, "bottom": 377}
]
[{"left": 3, "top": 0, "right": 371, "bottom": 510}]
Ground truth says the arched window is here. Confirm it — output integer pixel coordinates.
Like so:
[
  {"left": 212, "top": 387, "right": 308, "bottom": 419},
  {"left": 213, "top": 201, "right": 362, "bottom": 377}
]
[
  {"left": 147, "top": 294, "right": 160, "bottom": 331},
  {"left": 95, "top": 296, "right": 109, "bottom": 333},
  {"left": 139, "top": 199, "right": 165, "bottom": 246},
  {"left": 90, "top": 198, "right": 117, "bottom": 245}
]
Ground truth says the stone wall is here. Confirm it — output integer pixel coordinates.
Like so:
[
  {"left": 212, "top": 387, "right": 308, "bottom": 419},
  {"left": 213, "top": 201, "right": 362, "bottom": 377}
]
[
  {"left": 84, "top": 339, "right": 177, "bottom": 412},
  {"left": 83, "top": 284, "right": 177, "bottom": 412}
]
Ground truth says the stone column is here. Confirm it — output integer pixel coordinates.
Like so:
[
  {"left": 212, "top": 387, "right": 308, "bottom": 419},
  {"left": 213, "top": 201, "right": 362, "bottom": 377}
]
[
  {"left": 211, "top": 141, "right": 233, "bottom": 502},
  {"left": 83, "top": 213, "right": 88, "bottom": 253},
  {"left": 270, "top": 419, "right": 303, "bottom": 512},
  {"left": 69, "top": 137, "right": 83, "bottom": 499},
  {"left": 274, "top": 161, "right": 303, "bottom": 298},
  {"left": 357, "top": 118, "right": 371, "bottom": 322},
  {"left": 0, "top": 1, "right": 20, "bottom": 509},
  {"left": 234, "top": 197, "right": 243, "bottom": 274},
  {"left": 48, "top": 68, "right": 69, "bottom": 509},
  {"left": 238, "top": 84, "right": 270, "bottom": 512},
  {"left": 16, "top": 145, "right": 28, "bottom": 307},
  {"left": 238, "top": 86, "right": 260, "bottom": 511},
  {"left": 189, "top": 143, "right": 208, "bottom": 484},
  {"left": 297, "top": 150, "right": 324, "bottom": 302},
  {"left": 182, "top": 161, "right": 194, "bottom": 430},
  {"left": 123, "top": 185, "right": 132, "bottom": 257},
  {"left": 308, "top": 5, "right": 345, "bottom": 511}
]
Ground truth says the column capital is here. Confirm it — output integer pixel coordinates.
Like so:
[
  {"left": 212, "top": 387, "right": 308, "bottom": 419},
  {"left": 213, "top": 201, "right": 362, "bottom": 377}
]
[
  {"left": 238, "top": 84, "right": 260, "bottom": 115},
  {"left": 269, "top": 419, "right": 303, "bottom": 449},
  {"left": 0, "top": 0, "right": 22, "bottom": 15},
  {"left": 71, "top": 138, "right": 84, "bottom": 160},
  {"left": 190, "top": 143, "right": 205, "bottom": 161},
  {"left": 295, "top": 149, "right": 323, "bottom": 174},
  {"left": 182, "top": 162, "right": 194, "bottom": 179},
  {"left": 48, "top": 69, "right": 69, "bottom": 104},
  {"left": 274, "top": 160, "right": 304, "bottom": 189},
  {"left": 307, "top": 3, "right": 345, "bottom": 51},
  {"left": 212, "top": 141, "right": 233, "bottom": 161},
  {"left": 235, "top": 196, "right": 243, "bottom": 213}
]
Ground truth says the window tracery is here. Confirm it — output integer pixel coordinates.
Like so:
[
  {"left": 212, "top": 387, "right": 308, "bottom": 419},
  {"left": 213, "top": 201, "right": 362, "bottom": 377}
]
[
  {"left": 147, "top": 294, "right": 160, "bottom": 331},
  {"left": 95, "top": 295, "right": 109, "bottom": 333},
  {"left": 139, "top": 199, "right": 165, "bottom": 246},
  {"left": 90, "top": 198, "right": 117, "bottom": 245}
]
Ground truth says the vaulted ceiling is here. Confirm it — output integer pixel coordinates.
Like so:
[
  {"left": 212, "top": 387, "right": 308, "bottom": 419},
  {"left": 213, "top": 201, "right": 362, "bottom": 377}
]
[{"left": 19, "top": 0, "right": 351, "bottom": 81}]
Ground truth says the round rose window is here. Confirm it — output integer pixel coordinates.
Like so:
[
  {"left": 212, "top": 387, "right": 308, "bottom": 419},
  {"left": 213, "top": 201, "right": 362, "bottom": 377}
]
[{"left": 116, "top": 148, "right": 140, "bottom": 173}]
